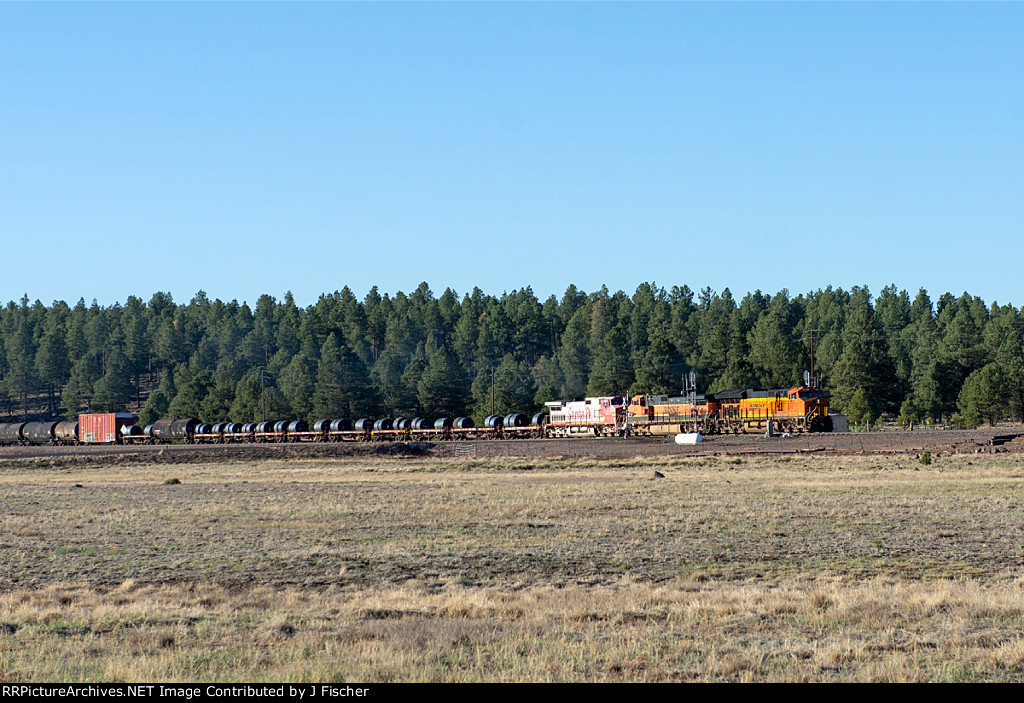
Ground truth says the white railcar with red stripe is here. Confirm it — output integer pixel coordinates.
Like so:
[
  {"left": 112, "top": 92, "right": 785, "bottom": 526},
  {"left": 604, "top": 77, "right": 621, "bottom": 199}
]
[{"left": 544, "top": 396, "right": 627, "bottom": 437}]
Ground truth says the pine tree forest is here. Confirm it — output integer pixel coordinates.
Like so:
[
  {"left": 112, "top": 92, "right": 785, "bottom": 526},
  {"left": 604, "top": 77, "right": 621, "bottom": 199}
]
[{"left": 1, "top": 283, "right": 1020, "bottom": 429}]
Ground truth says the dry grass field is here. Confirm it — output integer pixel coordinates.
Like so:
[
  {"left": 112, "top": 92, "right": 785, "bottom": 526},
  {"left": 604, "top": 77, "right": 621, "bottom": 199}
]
[{"left": 1, "top": 451, "right": 1023, "bottom": 682}]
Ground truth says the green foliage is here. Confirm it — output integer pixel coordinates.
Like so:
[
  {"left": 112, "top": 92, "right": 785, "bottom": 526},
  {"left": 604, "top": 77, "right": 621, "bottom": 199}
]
[
  {"left": 556, "top": 307, "right": 592, "bottom": 398},
  {"left": 35, "top": 310, "right": 71, "bottom": 392},
  {"left": 92, "top": 347, "right": 135, "bottom": 412},
  {"left": 417, "top": 344, "right": 469, "bottom": 419},
  {"left": 919, "top": 451, "right": 931, "bottom": 466},
  {"left": 370, "top": 346, "right": 412, "bottom": 416},
  {"left": 278, "top": 352, "right": 315, "bottom": 423},
  {"left": 531, "top": 355, "right": 564, "bottom": 406},
  {"left": 229, "top": 370, "right": 291, "bottom": 423},
  {"left": 586, "top": 326, "right": 634, "bottom": 396},
  {"left": 846, "top": 388, "right": 874, "bottom": 426},
  {"left": 61, "top": 356, "right": 99, "bottom": 419},
  {"left": 631, "top": 337, "right": 683, "bottom": 396},
  {"left": 691, "top": 288, "right": 736, "bottom": 382},
  {"left": 200, "top": 371, "right": 237, "bottom": 423},
  {"left": 167, "top": 367, "right": 213, "bottom": 419},
  {"left": 831, "top": 288, "right": 898, "bottom": 416},
  {"left": 4, "top": 314, "right": 38, "bottom": 408},
  {"left": 472, "top": 354, "right": 536, "bottom": 421},
  {"left": 0, "top": 282, "right": 1018, "bottom": 431},
  {"left": 140, "top": 368, "right": 177, "bottom": 426},
  {"left": 312, "top": 333, "right": 373, "bottom": 422},
  {"left": 957, "top": 363, "right": 1009, "bottom": 427},
  {"left": 748, "top": 291, "right": 800, "bottom": 388},
  {"left": 899, "top": 397, "right": 922, "bottom": 425},
  {"left": 140, "top": 388, "right": 170, "bottom": 428}
]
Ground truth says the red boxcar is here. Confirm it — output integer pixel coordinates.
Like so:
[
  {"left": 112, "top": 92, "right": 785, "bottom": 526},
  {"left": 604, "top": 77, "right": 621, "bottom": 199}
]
[{"left": 78, "top": 413, "right": 136, "bottom": 444}]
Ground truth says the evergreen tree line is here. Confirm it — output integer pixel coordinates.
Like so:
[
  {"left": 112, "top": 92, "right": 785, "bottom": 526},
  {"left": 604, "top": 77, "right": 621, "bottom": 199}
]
[{"left": 0, "top": 283, "right": 1020, "bottom": 429}]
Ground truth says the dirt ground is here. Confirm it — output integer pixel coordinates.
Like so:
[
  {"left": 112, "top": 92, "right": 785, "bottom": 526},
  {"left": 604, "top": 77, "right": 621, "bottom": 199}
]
[
  {"left": 2, "top": 450, "right": 1023, "bottom": 593},
  {"left": 3, "top": 437, "right": 1024, "bottom": 681},
  {"left": 0, "top": 426, "right": 1019, "bottom": 470}
]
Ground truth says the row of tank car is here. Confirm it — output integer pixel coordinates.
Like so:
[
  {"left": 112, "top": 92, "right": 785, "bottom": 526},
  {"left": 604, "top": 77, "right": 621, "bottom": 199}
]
[
  {"left": 0, "top": 413, "right": 140, "bottom": 446},
  {"left": 0, "top": 411, "right": 553, "bottom": 446},
  {"left": 0, "top": 420, "right": 82, "bottom": 446}
]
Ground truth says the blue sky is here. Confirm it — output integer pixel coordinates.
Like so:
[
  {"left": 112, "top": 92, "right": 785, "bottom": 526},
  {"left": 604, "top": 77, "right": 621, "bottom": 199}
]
[{"left": 2, "top": 3, "right": 1022, "bottom": 308}]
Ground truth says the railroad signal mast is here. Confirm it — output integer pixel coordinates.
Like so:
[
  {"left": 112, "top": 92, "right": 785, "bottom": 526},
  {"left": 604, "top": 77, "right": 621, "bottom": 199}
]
[
  {"left": 683, "top": 370, "right": 698, "bottom": 432},
  {"left": 805, "top": 329, "right": 819, "bottom": 388}
]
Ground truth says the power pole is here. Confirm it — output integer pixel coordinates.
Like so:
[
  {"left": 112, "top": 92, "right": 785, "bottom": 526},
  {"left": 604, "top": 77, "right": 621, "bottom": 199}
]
[{"left": 262, "top": 346, "right": 270, "bottom": 422}]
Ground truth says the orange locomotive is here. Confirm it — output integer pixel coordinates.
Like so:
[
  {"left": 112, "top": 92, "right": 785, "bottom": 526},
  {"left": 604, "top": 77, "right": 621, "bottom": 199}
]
[
  {"left": 626, "top": 393, "right": 717, "bottom": 435},
  {"left": 627, "top": 385, "right": 831, "bottom": 435}
]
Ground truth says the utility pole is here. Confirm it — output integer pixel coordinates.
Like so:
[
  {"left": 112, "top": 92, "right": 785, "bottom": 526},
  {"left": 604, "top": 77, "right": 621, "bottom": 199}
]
[
  {"left": 490, "top": 367, "right": 495, "bottom": 415},
  {"left": 260, "top": 345, "right": 271, "bottom": 423}
]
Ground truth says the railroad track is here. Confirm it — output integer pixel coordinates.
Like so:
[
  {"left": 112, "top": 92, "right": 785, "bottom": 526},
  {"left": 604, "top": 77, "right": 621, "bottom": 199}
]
[{"left": 1, "top": 428, "right": 1022, "bottom": 465}]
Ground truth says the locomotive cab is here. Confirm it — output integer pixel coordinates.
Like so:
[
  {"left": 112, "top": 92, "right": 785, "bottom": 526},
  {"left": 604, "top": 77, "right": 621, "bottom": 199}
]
[
  {"left": 788, "top": 387, "right": 826, "bottom": 401},
  {"left": 627, "top": 394, "right": 653, "bottom": 417},
  {"left": 787, "top": 385, "right": 831, "bottom": 431}
]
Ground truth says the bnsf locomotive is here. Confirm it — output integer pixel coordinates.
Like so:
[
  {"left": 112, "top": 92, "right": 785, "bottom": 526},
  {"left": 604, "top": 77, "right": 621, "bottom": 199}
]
[
  {"left": 0, "top": 384, "right": 831, "bottom": 447},
  {"left": 625, "top": 385, "right": 831, "bottom": 435}
]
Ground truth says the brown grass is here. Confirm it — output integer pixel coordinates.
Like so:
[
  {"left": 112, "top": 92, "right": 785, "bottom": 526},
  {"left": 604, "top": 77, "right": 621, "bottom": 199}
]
[{"left": 1, "top": 452, "right": 1024, "bottom": 681}]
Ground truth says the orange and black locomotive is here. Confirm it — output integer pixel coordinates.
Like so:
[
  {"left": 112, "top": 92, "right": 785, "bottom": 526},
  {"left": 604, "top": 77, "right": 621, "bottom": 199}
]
[{"left": 626, "top": 384, "right": 831, "bottom": 435}]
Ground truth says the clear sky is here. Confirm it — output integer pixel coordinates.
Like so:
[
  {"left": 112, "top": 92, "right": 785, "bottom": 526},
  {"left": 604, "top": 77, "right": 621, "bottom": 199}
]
[{"left": 2, "top": 3, "right": 1022, "bottom": 309}]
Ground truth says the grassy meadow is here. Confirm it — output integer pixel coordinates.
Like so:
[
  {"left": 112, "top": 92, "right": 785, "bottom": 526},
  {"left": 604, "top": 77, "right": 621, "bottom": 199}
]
[{"left": 1, "top": 452, "right": 1023, "bottom": 682}]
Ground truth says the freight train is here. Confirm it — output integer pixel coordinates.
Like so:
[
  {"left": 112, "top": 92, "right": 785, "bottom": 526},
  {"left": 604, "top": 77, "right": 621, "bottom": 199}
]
[{"left": 0, "top": 384, "right": 831, "bottom": 446}]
